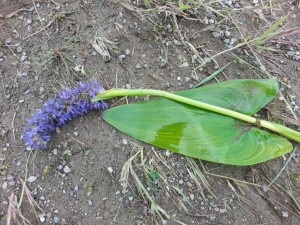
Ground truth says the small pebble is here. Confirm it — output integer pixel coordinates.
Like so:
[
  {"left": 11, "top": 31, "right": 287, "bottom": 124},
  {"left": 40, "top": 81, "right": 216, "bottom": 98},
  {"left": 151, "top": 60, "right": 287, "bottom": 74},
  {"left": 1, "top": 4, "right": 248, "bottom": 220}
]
[
  {"left": 128, "top": 196, "right": 133, "bottom": 201},
  {"left": 223, "top": 39, "right": 230, "bottom": 44},
  {"left": 225, "top": 30, "right": 231, "bottom": 37},
  {"left": 27, "top": 176, "right": 37, "bottom": 182},
  {"left": 27, "top": 19, "right": 32, "bottom": 24},
  {"left": 282, "top": 211, "right": 288, "bottom": 218},
  {"left": 287, "top": 51, "right": 295, "bottom": 57},
  {"left": 118, "top": 54, "right": 126, "bottom": 59},
  {"left": 39, "top": 87, "right": 45, "bottom": 93},
  {"left": 107, "top": 166, "right": 114, "bottom": 173},
  {"left": 2, "top": 200, "right": 8, "bottom": 206},
  {"left": 186, "top": 182, "right": 193, "bottom": 188},
  {"left": 173, "top": 39, "right": 181, "bottom": 45},
  {"left": 122, "top": 139, "right": 128, "bottom": 145},
  {"left": 63, "top": 166, "right": 71, "bottom": 174},
  {"left": 88, "top": 199, "right": 93, "bottom": 206},
  {"left": 190, "top": 194, "right": 195, "bottom": 200},
  {"left": 21, "top": 55, "right": 27, "bottom": 61},
  {"left": 5, "top": 37, "right": 12, "bottom": 44},
  {"left": 125, "top": 84, "right": 131, "bottom": 89},
  {"left": 38, "top": 215, "right": 46, "bottom": 223},
  {"left": 212, "top": 32, "right": 221, "bottom": 38},
  {"left": 219, "top": 208, "right": 227, "bottom": 213},
  {"left": 191, "top": 73, "right": 199, "bottom": 81},
  {"left": 74, "top": 65, "right": 81, "bottom": 72},
  {"left": 209, "top": 215, "right": 216, "bottom": 221},
  {"left": 18, "top": 72, "right": 28, "bottom": 77},
  {"left": 17, "top": 47, "right": 23, "bottom": 53},
  {"left": 135, "top": 63, "right": 142, "bottom": 69},
  {"left": 125, "top": 49, "right": 131, "bottom": 55},
  {"left": 53, "top": 216, "right": 59, "bottom": 224},
  {"left": 2, "top": 182, "right": 8, "bottom": 190}
]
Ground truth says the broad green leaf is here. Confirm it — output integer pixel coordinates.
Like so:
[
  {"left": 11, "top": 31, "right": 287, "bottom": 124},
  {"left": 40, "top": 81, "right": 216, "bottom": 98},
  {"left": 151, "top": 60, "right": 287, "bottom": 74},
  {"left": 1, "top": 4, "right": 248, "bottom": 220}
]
[{"left": 103, "top": 79, "right": 292, "bottom": 165}]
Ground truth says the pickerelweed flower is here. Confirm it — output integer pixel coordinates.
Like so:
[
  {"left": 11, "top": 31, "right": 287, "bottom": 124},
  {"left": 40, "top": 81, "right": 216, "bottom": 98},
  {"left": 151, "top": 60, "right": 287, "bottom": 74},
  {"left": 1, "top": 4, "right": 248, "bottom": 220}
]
[{"left": 22, "top": 80, "right": 108, "bottom": 150}]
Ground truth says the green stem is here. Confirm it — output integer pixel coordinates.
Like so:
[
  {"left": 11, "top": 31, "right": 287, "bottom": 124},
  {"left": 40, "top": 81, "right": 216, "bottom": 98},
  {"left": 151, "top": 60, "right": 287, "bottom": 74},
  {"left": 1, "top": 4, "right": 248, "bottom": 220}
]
[{"left": 92, "top": 88, "right": 300, "bottom": 143}]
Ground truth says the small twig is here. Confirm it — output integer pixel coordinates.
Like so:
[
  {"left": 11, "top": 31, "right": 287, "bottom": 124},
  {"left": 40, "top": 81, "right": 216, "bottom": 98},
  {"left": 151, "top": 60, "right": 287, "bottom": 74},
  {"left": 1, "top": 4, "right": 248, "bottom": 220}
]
[
  {"left": 11, "top": 109, "right": 17, "bottom": 140},
  {"left": 67, "top": 134, "right": 86, "bottom": 146},
  {"left": 113, "top": 201, "right": 122, "bottom": 223},
  {"left": 185, "top": 212, "right": 216, "bottom": 218},
  {"left": 5, "top": 8, "right": 28, "bottom": 19},
  {"left": 32, "top": 0, "right": 50, "bottom": 39},
  {"left": 6, "top": 193, "right": 15, "bottom": 225},
  {"left": 171, "top": 13, "right": 186, "bottom": 47},
  {"left": 25, "top": 12, "right": 74, "bottom": 39},
  {"left": 267, "top": 148, "right": 298, "bottom": 188}
]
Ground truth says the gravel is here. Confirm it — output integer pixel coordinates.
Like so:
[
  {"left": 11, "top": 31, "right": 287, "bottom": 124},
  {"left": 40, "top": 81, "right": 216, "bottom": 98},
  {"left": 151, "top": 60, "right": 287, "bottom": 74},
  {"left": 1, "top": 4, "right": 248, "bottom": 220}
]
[
  {"left": 212, "top": 31, "right": 222, "bottom": 38},
  {"left": 135, "top": 63, "right": 142, "bottom": 69},
  {"left": 53, "top": 216, "right": 60, "bottom": 224},
  {"left": 17, "top": 47, "right": 23, "bottom": 53},
  {"left": 63, "top": 166, "right": 72, "bottom": 174},
  {"left": 5, "top": 37, "right": 12, "bottom": 44},
  {"left": 27, "top": 176, "right": 37, "bottom": 182},
  {"left": 125, "top": 49, "right": 131, "bottom": 55},
  {"left": 119, "top": 54, "right": 126, "bottom": 59},
  {"left": 122, "top": 138, "right": 128, "bottom": 145}
]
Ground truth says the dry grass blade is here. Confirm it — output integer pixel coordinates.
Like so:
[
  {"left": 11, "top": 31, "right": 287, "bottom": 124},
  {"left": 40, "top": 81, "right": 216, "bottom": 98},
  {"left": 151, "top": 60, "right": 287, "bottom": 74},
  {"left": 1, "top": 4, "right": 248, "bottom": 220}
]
[
  {"left": 272, "top": 27, "right": 300, "bottom": 40},
  {"left": 120, "top": 150, "right": 142, "bottom": 194},
  {"left": 120, "top": 146, "right": 170, "bottom": 223},
  {"left": 6, "top": 193, "right": 16, "bottom": 225},
  {"left": 267, "top": 148, "right": 298, "bottom": 188},
  {"left": 92, "top": 36, "right": 118, "bottom": 60},
  {"left": 150, "top": 153, "right": 192, "bottom": 212},
  {"left": 186, "top": 157, "right": 216, "bottom": 199}
]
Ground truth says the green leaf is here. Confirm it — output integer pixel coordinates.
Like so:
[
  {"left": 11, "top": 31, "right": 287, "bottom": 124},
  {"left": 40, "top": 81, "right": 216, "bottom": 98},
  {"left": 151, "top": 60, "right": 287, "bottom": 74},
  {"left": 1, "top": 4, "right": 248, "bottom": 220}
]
[
  {"left": 103, "top": 79, "right": 293, "bottom": 165},
  {"left": 178, "top": 0, "right": 192, "bottom": 10},
  {"left": 254, "top": 14, "right": 289, "bottom": 46},
  {"left": 194, "top": 61, "right": 233, "bottom": 87},
  {"left": 149, "top": 170, "right": 159, "bottom": 180}
]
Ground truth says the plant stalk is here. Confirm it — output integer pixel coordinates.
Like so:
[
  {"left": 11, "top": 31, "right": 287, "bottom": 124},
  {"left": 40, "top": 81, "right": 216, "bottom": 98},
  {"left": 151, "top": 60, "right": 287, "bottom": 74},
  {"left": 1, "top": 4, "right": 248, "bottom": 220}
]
[{"left": 92, "top": 88, "right": 300, "bottom": 143}]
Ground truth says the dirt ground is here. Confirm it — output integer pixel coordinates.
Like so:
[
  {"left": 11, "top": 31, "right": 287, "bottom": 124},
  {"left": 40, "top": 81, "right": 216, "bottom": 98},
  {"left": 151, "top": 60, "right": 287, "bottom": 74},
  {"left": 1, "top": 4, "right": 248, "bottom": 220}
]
[{"left": 0, "top": 0, "right": 300, "bottom": 225}]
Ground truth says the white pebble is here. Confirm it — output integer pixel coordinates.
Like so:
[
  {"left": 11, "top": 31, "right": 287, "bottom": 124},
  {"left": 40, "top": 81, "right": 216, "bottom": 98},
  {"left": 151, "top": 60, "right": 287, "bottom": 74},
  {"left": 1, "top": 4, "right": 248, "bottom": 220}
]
[
  {"left": 63, "top": 166, "right": 72, "bottom": 174},
  {"left": 122, "top": 139, "right": 128, "bottom": 145},
  {"left": 190, "top": 194, "right": 195, "bottom": 200},
  {"left": 125, "top": 49, "right": 131, "bottom": 55},
  {"left": 27, "top": 176, "right": 37, "bottom": 182},
  {"left": 107, "top": 166, "right": 114, "bottom": 173}
]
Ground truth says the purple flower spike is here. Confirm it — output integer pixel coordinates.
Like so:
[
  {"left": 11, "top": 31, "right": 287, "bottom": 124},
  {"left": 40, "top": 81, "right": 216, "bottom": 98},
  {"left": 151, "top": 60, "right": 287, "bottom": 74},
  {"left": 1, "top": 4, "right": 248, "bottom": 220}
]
[{"left": 22, "top": 80, "right": 108, "bottom": 150}]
